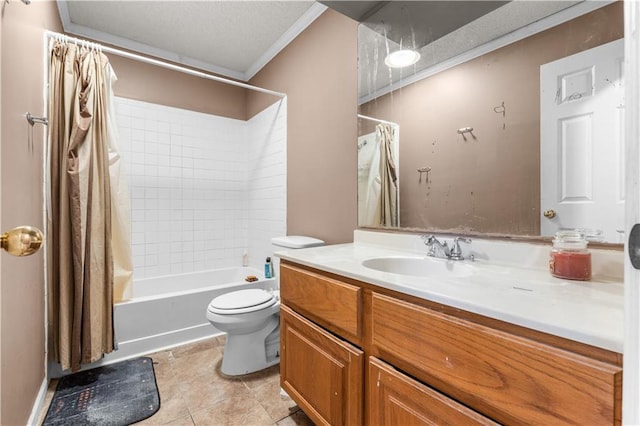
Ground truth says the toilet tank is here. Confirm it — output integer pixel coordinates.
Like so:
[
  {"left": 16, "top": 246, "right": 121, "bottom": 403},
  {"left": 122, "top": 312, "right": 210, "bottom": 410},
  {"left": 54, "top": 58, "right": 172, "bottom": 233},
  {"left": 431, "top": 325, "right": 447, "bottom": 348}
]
[{"left": 271, "top": 236, "right": 324, "bottom": 285}]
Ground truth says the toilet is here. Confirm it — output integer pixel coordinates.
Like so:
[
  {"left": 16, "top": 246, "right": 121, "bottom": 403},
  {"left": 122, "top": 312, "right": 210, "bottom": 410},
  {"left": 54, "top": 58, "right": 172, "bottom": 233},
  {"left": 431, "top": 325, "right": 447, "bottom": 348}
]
[{"left": 206, "top": 235, "right": 324, "bottom": 376}]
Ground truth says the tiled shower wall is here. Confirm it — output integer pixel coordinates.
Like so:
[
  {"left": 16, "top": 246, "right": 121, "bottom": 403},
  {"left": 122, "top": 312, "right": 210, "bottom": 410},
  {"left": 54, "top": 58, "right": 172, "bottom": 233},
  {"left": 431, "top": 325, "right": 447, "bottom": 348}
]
[
  {"left": 115, "top": 97, "right": 286, "bottom": 280},
  {"left": 247, "top": 99, "right": 287, "bottom": 270}
]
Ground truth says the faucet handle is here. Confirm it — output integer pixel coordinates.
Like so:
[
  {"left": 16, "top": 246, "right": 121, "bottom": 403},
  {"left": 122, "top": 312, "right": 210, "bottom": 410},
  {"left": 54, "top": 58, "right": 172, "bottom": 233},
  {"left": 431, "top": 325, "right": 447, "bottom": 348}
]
[
  {"left": 421, "top": 235, "right": 437, "bottom": 249},
  {"left": 450, "top": 237, "right": 472, "bottom": 260}
]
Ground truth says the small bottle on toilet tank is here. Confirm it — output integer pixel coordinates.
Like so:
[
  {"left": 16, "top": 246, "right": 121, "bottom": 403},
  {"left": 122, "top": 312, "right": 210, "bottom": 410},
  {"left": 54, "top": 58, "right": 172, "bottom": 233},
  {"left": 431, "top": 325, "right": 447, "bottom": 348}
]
[{"left": 264, "top": 257, "right": 273, "bottom": 279}]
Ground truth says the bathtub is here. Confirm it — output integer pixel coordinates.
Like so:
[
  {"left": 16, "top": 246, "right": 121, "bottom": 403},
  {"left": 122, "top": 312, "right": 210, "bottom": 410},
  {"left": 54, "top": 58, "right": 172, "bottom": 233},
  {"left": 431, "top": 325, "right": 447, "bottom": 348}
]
[{"left": 103, "top": 267, "right": 276, "bottom": 365}]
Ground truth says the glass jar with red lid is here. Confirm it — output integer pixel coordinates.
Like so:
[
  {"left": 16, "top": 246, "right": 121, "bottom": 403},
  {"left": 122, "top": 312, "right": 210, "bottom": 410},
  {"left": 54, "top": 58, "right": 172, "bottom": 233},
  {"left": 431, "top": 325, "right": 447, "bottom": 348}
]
[{"left": 549, "top": 230, "right": 592, "bottom": 281}]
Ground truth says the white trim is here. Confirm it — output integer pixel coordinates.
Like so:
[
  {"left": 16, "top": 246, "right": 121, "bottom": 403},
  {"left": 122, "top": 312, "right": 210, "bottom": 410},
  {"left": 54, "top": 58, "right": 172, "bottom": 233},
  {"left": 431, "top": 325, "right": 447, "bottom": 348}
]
[
  {"left": 359, "top": 0, "right": 616, "bottom": 105},
  {"left": 244, "top": 3, "right": 327, "bottom": 80},
  {"left": 26, "top": 378, "right": 49, "bottom": 426},
  {"left": 624, "top": 0, "right": 640, "bottom": 423},
  {"left": 41, "top": 30, "right": 50, "bottom": 395}
]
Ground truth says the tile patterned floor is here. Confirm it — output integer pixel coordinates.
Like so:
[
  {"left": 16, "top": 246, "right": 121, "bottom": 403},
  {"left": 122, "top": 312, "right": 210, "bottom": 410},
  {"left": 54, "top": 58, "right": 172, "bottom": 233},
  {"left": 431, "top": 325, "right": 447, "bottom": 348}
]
[{"left": 39, "top": 336, "right": 314, "bottom": 425}]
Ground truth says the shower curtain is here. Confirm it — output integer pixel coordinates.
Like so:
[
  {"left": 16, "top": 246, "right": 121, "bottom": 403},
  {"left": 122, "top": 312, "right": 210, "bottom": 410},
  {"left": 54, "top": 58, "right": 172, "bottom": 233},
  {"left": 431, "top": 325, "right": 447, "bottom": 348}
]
[
  {"left": 48, "top": 41, "right": 131, "bottom": 371},
  {"left": 378, "top": 124, "right": 398, "bottom": 227}
]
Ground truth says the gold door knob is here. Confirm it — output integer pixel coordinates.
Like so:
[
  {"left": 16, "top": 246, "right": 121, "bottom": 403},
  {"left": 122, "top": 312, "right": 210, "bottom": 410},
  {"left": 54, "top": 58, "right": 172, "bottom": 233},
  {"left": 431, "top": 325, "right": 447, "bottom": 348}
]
[
  {"left": 1, "top": 226, "right": 44, "bottom": 257},
  {"left": 543, "top": 209, "right": 557, "bottom": 219}
]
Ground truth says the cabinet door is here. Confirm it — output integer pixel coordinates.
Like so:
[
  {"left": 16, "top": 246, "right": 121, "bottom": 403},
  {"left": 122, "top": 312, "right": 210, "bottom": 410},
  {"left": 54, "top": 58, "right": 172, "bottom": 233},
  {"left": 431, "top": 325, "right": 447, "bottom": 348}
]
[
  {"left": 368, "top": 357, "right": 500, "bottom": 426},
  {"left": 281, "top": 262, "right": 362, "bottom": 343},
  {"left": 371, "top": 292, "right": 622, "bottom": 425},
  {"left": 280, "top": 305, "right": 364, "bottom": 426}
]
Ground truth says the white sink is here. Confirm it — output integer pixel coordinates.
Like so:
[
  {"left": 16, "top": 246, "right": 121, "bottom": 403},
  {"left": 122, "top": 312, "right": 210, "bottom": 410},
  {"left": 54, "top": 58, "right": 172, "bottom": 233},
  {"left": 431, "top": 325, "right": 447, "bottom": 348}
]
[{"left": 362, "top": 256, "right": 474, "bottom": 278}]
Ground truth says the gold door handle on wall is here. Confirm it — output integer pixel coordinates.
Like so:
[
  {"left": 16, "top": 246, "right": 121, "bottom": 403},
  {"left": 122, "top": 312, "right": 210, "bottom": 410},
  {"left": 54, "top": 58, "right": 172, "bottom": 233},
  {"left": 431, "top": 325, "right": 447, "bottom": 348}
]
[
  {"left": 543, "top": 210, "right": 557, "bottom": 219},
  {"left": 1, "top": 226, "right": 44, "bottom": 256}
]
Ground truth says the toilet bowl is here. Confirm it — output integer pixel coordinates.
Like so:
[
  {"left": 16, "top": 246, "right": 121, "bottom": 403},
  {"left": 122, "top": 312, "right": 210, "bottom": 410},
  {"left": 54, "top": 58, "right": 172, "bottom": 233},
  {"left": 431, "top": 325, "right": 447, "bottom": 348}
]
[
  {"left": 207, "top": 288, "right": 281, "bottom": 376},
  {"left": 206, "top": 235, "right": 324, "bottom": 376}
]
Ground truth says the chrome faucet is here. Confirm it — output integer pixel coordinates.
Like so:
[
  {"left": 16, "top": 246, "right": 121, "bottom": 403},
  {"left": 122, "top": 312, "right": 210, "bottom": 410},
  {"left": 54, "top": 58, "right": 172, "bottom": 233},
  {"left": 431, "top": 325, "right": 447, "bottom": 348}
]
[
  {"left": 422, "top": 235, "right": 473, "bottom": 261},
  {"left": 450, "top": 237, "right": 473, "bottom": 261},
  {"left": 422, "top": 235, "right": 450, "bottom": 259}
]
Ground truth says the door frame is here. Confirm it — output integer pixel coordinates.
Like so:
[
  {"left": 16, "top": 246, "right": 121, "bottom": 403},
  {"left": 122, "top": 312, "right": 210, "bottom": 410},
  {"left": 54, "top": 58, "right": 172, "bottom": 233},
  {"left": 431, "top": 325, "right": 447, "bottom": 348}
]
[{"left": 623, "top": 0, "right": 640, "bottom": 423}]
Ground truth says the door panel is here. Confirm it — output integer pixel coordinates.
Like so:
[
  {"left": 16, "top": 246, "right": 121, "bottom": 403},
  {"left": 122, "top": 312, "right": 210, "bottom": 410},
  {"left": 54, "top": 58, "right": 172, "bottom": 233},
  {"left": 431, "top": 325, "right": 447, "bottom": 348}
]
[{"left": 541, "top": 38, "right": 625, "bottom": 242}]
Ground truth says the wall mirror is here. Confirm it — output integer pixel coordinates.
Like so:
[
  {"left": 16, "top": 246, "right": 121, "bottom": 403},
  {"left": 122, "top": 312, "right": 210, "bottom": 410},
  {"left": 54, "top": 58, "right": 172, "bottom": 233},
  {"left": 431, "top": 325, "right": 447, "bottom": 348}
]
[{"left": 339, "top": 0, "right": 624, "bottom": 245}]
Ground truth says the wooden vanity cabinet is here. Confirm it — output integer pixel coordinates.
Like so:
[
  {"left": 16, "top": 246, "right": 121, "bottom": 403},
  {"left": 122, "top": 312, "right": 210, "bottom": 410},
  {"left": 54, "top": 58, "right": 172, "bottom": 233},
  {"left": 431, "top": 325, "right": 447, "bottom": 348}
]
[
  {"left": 279, "top": 263, "right": 362, "bottom": 344},
  {"left": 280, "top": 305, "right": 363, "bottom": 426},
  {"left": 368, "top": 357, "right": 499, "bottom": 425},
  {"left": 279, "top": 261, "right": 623, "bottom": 426},
  {"left": 370, "top": 292, "right": 622, "bottom": 425}
]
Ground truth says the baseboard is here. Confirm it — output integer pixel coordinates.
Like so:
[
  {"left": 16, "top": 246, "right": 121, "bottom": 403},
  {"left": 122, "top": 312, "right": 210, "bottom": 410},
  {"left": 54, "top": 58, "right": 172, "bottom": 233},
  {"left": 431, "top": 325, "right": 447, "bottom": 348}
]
[{"left": 27, "top": 377, "right": 50, "bottom": 426}]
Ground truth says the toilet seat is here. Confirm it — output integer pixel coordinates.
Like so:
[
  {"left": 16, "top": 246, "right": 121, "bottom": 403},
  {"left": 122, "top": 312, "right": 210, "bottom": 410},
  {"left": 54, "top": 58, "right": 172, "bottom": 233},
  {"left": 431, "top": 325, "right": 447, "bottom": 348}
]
[{"left": 208, "top": 289, "right": 277, "bottom": 315}]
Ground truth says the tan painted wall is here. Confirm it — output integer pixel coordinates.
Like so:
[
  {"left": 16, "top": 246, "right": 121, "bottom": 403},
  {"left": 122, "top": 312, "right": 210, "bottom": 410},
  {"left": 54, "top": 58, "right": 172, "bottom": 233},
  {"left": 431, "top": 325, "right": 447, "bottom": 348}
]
[
  {"left": 107, "top": 54, "right": 247, "bottom": 120},
  {"left": 360, "top": 2, "right": 623, "bottom": 236},
  {"left": 0, "top": 1, "right": 62, "bottom": 424},
  {"left": 249, "top": 9, "right": 359, "bottom": 244}
]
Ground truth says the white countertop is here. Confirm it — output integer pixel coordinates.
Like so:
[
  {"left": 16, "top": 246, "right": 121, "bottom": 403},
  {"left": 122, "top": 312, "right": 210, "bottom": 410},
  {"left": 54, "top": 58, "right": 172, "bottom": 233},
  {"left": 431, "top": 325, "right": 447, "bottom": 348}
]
[{"left": 275, "top": 233, "right": 624, "bottom": 353}]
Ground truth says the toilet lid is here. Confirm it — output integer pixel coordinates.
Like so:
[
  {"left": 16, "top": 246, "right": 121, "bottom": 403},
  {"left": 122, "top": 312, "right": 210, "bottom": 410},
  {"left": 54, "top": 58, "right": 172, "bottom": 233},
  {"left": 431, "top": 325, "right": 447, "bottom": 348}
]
[{"left": 208, "top": 289, "right": 277, "bottom": 315}]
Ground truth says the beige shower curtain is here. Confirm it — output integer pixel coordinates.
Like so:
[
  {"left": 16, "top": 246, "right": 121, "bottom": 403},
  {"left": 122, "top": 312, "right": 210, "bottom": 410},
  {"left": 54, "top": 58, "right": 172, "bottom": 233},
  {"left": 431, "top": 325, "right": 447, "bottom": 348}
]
[
  {"left": 378, "top": 123, "right": 398, "bottom": 227},
  {"left": 48, "top": 41, "right": 126, "bottom": 371}
]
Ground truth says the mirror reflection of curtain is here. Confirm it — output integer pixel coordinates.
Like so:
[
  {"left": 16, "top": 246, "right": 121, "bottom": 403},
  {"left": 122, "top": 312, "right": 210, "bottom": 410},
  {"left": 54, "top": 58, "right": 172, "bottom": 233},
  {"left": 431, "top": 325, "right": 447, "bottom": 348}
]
[
  {"left": 358, "top": 131, "right": 380, "bottom": 226},
  {"left": 378, "top": 124, "right": 398, "bottom": 227},
  {"left": 358, "top": 123, "right": 398, "bottom": 227},
  {"left": 48, "top": 41, "right": 130, "bottom": 371}
]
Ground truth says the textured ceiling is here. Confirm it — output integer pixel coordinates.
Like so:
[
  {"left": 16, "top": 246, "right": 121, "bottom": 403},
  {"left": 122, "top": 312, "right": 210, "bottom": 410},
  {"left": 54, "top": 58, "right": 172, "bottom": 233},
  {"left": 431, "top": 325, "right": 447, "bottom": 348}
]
[{"left": 58, "top": 1, "right": 325, "bottom": 81}]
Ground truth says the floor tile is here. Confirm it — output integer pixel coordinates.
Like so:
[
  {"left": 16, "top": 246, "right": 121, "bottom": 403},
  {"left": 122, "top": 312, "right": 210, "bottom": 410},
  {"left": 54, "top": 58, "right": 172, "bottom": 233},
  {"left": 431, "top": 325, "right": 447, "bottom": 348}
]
[
  {"left": 139, "top": 379, "right": 190, "bottom": 425},
  {"left": 160, "top": 414, "right": 196, "bottom": 426},
  {"left": 276, "top": 409, "right": 315, "bottom": 426},
  {"left": 240, "top": 364, "right": 280, "bottom": 390},
  {"left": 251, "top": 380, "right": 299, "bottom": 423},
  {"left": 38, "top": 338, "right": 315, "bottom": 426},
  {"left": 170, "top": 337, "right": 222, "bottom": 360},
  {"left": 190, "top": 394, "right": 274, "bottom": 426},
  {"left": 180, "top": 376, "right": 251, "bottom": 414}
]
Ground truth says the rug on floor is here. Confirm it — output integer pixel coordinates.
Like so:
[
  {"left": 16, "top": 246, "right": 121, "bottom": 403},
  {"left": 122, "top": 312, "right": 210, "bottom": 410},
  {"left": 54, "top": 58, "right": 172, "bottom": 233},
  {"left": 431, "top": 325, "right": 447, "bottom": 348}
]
[{"left": 42, "top": 357, "right": 160, "bottom": 426}]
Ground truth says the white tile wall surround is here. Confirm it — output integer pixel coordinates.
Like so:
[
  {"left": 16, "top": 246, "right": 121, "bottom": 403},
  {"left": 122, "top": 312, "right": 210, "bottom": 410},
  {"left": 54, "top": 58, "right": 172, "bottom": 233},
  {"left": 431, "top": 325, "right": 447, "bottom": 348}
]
[
  {"left": 115, "top": 97, "right": 287, "bottom": 280},
  {"left": 248, "top": 99, "right": 288, "bottom": 271}
]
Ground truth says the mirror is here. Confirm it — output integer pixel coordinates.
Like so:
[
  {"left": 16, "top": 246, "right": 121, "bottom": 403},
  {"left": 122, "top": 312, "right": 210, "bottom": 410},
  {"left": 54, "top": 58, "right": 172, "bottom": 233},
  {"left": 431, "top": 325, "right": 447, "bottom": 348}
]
[{"left": 352, "top": 1, "right": 624, "bottom": 244}]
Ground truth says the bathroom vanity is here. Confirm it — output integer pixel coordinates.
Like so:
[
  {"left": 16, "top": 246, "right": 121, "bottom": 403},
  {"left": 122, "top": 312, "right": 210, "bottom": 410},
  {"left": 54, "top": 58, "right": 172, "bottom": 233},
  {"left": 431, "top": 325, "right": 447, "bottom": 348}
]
[{"left": 277, "top": 231, "right": 624, "bottom": 425}]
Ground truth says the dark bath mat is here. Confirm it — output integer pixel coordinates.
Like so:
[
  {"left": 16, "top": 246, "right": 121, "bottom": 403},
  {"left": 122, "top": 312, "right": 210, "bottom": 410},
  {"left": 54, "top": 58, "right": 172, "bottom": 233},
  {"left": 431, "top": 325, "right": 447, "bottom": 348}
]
[{"left": 42, "top": 357, "right": 160, "bottom": 426}]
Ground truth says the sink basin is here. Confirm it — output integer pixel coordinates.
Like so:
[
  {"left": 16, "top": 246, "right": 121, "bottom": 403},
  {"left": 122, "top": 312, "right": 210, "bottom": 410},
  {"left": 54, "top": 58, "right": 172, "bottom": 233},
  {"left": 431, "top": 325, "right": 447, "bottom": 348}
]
[{"left": 362, "top": 256, "right": 474, "bottom": 278}]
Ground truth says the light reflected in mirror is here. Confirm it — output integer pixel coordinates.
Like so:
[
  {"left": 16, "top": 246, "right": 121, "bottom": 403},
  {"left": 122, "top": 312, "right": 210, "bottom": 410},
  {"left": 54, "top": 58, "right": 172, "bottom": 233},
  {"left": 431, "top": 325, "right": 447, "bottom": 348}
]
[{"left": 356, "top": 1, "right": 624, "bottom": 244}]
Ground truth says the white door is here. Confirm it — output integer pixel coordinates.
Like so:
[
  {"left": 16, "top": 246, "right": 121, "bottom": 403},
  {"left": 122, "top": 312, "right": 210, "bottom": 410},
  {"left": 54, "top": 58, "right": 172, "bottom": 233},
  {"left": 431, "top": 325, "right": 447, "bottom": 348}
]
[{"left": 540, "top": 39, "right": 625, "bottom": 242}]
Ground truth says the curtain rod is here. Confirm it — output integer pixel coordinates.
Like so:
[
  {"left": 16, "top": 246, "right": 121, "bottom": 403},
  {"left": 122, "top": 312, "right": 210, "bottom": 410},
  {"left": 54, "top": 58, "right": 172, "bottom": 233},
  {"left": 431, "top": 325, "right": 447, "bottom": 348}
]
[
  {"left": 45, "top": 31, "right": 286, "bottom": 99},
  {"left": 357, "top": 114, "right": 398, "bottom": 126}
]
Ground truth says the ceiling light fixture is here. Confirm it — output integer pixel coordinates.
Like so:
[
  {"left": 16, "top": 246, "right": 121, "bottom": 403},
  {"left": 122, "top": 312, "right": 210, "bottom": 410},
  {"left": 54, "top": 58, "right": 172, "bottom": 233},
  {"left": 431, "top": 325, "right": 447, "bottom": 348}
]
[{"left": 384, "top": 49, "right": 421, "bottom": 68}]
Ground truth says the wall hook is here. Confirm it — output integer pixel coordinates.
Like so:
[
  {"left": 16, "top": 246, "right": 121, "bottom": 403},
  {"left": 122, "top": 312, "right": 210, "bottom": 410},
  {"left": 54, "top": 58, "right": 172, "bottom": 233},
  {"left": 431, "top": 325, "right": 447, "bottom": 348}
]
[
  {"left": 457, "top": 127, "right": 475, "bottom": 141},
  {"left": 417, "top": 167, "right": 431, "bottom": 183},
  {"left": 25, "top": 113, "right": 48, "bottom": 126}
]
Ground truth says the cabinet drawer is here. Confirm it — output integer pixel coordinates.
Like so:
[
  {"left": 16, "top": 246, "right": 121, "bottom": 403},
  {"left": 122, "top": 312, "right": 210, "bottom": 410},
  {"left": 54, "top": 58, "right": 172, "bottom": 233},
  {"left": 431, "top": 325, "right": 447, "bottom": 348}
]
[
  {"left": 280, "top": 305, "right": 363, "bottom": 426},
  {"left": 368, "top": 357, "right": 500, "bottom": 426},
  {"left": 371, "top": 293, "right": 622, "bottom": 425},
  {"left": 280, "top": 263, "right": 362, "bottom": 343}
]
